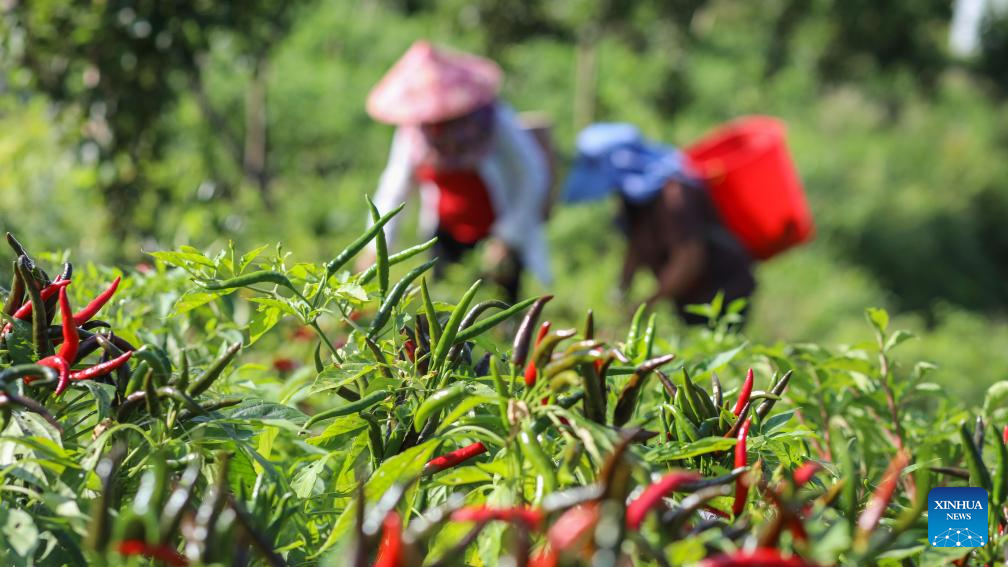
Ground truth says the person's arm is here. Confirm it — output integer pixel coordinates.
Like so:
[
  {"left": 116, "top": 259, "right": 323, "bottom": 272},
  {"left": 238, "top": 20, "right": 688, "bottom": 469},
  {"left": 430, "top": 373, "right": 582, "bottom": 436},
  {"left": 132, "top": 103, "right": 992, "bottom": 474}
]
[
  {"left": 646, "top": 239, "right": 706, "bottom": 307},
  {"left": 643, "top": 182, "right": 708, "bottom": 307},
  {"left": 487, "top": 105, "right": 549, "bottom": 249}
]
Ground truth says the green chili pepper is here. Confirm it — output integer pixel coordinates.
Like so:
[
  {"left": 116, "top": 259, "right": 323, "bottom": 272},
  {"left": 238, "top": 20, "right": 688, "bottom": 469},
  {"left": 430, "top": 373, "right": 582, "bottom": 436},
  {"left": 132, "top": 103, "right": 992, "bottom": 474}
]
[
  {"left": 529, "top": 329, "right": 576, "bottom": 372},
  {"left": 641, "top": 313, "right": 657, "bottom": 359},
  {"left": 678, "top": 368, "right": 707, "bottom": 422},
  {"left": 454, "top": 297, "right": 538, "bottom": 344},
  {"left": 133, "top": 345, "right": 172, "bottom": 387},
  {"left": 625, "top": 303, "right": 647, "bottom": 359},
  {"left": 367, "top": 196, "right": 390, "bottom": 299},
  {"left": 142, "top": 366, "right": 160, "bottom": 417},
  {"left": 303, "top": 390, "right": 391, "bottom": 429},
  {"left": 489, "top": 356, "right": 510, "bottom": 427},
  {"left": 3, "top": 260, "right": 24, "bottom": 316},
  {"left": 994, "top": 428, "right": 1008, "bottom": 507},
  {"left": 583, "top": 309, "right": 594, "bottom": 340},
  {"left": 16, "top": 256, "right": 50, "bottom": 359},
  {"left": 158, "top": 459, "right": 201, "bottom": 544},
  {"left": 368, "top": 258, "right": 437, "bottom": 339},
  {"left": 420, "top": 277, "right": 442, "bottom": 348},
  {"left": 613, "top": 354, "right": 676, "bottom": 426},
  {"left": 445, "top": 299, "right": 509, "bottom": 362},
  {"left": 188, "top": 342, "right": 242, "bottom": 397},
  {"left": 960, "top": 421, "right": 993, "bottom": 492},
  {"left": 0, "top": 364, "right": 57, "bottom": 384},
  {"left": 6, "top": 232, "right": 29, "bottom": 259},
  {"left": 755, "top": 370, "right": 793, "bottom": 421},
  {"left": 123, "top": 360, "right": 150, "bottom": 397},
  {"left": 362, "top": 412, "right": 385, "bottom": 469},
  {"left": 711, "top": 373, "right": 723, "bottom": 409},
  {"left": 359, "top": 237, "right": 438, "bottom": 285},
  {"left": 579, "top": 360, "right": 607, "bottom": 424},
  {"left": 431, "top": 280, "right": 481, "bottom": 373},
  {"left": 156, "top": 386, "right": 204, "bottom": 415},
  {"left": 205, "top": 270, "right": 299, "bottom": 294},
  {"left": 323, "top": 201, "right": 406, "bottom": 277},
  {"left": 85, "top": 445, "right": 123, "bottom": 552},
  {"left": 519, "top": 425, "right": 556, "bottom": 493},
  {"left": 413, "top": 383, "right": 469, "bottom": 432},
  {"left": 669, "top": 404, "right": 699, "bottom": 442}
]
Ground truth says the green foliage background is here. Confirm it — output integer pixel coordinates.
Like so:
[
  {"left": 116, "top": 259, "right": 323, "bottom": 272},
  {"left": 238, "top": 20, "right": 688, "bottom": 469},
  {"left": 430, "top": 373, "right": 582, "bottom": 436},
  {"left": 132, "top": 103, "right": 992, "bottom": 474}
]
[{"left": 2, "top": 0, "right": 1008, "bottom": 404}]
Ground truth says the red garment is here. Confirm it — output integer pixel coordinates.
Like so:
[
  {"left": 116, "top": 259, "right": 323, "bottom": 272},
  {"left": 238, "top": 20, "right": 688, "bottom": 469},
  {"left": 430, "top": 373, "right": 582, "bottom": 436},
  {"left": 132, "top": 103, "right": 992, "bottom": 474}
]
[{"left": 416, "top": 165, "right": 496, "bottom": 244}]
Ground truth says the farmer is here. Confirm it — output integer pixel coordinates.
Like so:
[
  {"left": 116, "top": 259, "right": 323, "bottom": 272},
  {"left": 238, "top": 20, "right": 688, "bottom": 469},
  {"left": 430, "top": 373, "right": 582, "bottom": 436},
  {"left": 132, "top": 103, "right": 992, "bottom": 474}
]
[
  {"left": 563, "top": 123, "right": 756, "bottom": 325},
  {"left": 362, "top": 40, "right": 552, "bottom": 301}
]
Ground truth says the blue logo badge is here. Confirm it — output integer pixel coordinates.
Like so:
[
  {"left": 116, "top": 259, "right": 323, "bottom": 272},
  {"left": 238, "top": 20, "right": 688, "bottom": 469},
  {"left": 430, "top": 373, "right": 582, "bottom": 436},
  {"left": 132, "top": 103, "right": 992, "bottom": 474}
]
[{"left": 928, "top": 487, "right": 988, "bottom": 548}]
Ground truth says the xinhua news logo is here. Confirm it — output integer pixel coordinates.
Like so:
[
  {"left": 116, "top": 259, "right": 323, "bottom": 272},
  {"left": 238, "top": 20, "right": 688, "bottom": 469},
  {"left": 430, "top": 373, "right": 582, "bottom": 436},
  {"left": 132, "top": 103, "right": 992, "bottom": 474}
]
[{"left": 928, "top": 487, "right": 988, "bottom": 548}]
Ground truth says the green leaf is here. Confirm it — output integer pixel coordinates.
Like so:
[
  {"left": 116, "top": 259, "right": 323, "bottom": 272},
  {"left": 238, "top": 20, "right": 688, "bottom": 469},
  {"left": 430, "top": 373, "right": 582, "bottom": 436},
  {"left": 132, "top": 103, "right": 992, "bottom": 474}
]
[
  {"left": 692, "top": 343, "right": 746, "bottom": 375},
  {"left": 3, "top": 508, "right": 38, "bottom": 557},
  {"left": 315, "top": 439, "right": 440, "bottom": 557},
  {"left": 883, "top": 329, "right": 915, "bottom": 352},
  {"left": 646, "top": 437, "right": 737, "bottom": 462},
  {"left": 292, "top": 456, "right": 331, "bottom": 498},
  {"left": 866, "top": 307, "right": 889, "bottom": 335},
  {"left": 173, "top": 289, "right": 230, "bottom": 314},
  {"left": 223, "top": 399, "right": 308, "bottom": 427},
  {"left": 249, "top": 305, "right": 283, "bottom": 345},
  {"left": 306, "top": 415, "right": 368, "bottom": 450},
  {"left": 433, "top": 467, "right": 493, "bottom": 486}
]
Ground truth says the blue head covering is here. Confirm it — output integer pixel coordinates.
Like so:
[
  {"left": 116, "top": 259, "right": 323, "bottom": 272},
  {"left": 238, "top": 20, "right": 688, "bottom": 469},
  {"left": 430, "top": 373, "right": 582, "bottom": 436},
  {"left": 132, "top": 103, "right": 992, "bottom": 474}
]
[{"left": 563, "top": 123, "right": 701, "bottom": 205}]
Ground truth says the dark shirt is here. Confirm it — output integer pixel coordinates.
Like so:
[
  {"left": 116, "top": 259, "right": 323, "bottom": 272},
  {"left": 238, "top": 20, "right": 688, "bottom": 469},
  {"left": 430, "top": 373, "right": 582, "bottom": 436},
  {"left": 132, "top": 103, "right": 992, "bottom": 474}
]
[{"left": 623, "top": 182, "right": 756, "bottom": 320}]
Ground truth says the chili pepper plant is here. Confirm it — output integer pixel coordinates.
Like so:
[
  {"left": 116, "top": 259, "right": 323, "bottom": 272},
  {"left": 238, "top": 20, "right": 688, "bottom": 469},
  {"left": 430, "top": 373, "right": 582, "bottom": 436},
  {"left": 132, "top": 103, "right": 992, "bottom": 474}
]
[{"left": 0, "top": 204, "right": 1000, "bottom": 565}]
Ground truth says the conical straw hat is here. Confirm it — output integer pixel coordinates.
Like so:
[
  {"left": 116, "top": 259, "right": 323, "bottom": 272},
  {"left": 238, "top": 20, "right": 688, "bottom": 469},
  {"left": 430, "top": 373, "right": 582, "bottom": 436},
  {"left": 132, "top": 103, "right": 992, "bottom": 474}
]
[{"left": 367, "top": 40, "right": 503, "bottom": 125}]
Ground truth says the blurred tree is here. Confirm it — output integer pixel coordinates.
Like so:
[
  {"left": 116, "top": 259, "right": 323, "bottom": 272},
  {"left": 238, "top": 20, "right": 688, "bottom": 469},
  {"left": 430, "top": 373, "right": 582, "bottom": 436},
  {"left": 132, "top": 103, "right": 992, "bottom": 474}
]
[
  {"left": 977, "top": 9, "right": 1008, "bottom": 94},
  {"left": 764, "top": 0, "right": 952, "bottom": 91},
  {"left": 3, "top": 0, "right": 303, "bottom": 255}
]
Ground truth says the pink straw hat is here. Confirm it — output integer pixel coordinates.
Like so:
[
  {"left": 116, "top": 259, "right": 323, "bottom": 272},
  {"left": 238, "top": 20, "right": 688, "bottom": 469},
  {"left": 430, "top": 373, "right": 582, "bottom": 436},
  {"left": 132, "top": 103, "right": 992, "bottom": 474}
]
[{"left": 367, "top": 40, "right": 503, "bottom": 125}]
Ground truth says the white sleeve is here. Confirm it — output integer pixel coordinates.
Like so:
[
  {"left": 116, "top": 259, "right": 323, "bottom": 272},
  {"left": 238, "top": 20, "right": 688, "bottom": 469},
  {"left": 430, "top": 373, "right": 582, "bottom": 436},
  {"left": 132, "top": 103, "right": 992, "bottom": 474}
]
[
  {"left": 370, "top": 128, "right": 417, "bottom": 249},
  {"left": 488, "top": 106, "right": 549, "bottom": 246}
]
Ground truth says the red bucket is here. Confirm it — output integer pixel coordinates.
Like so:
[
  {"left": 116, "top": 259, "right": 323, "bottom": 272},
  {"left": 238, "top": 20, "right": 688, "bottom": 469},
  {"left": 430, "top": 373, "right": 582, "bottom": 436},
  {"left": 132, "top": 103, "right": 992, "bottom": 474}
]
[{"left": 685, "top": 116, "right": 813, "bottom": 260}]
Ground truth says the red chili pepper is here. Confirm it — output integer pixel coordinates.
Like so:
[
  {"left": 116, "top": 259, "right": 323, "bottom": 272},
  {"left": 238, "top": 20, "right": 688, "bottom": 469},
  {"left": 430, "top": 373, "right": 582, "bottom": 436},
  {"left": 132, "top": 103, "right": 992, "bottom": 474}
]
[
  {"left": 403, "top": 339, "right": 417, "bottom": 362},
  {"left": 72, "top": 276, "right": 121, "bottom": 326},
  {"left": 117, "top": 540, "right": 188, "bottom": 566},
  {"left": 524, "top": 321, "right": 551, "bottom": 386},
  {"left": 32, "top": 355, "right": 70, "bottom": 395},
  {"left": 273, "top": 358, "right": 298, "bottom": 373},
  {"left": 373, "top": 511, "right": 403, "bottom": 567},
  {"left": 732, "top": 368, "right": 754, "bottom": 416},
  {"left": 793, "top": 462, "right": 821, "bottom": 488},
  {"left": 424, "top": 442, "right": 487, "bottom": 475},
  {"left": 625, "top": 470, "right": 702, "bottom": 529},
  {"left": 702, "top": 505, "right": 730, "bottom": 519},
  {"left": 1002, "top": 424, "right": 1007, "bottom": 445},
  {"left": 56, "top": 287, "right": 78, "bottom": 363},
  {"left": 732, "top": 417, "right": 753, "bottom": 516},
  {"left": 450, "top": 506, "right": 543, "bottom": 530},
  {"left": 857, "top": 450, "right": 909, "bottom": 534},
  {"left": 2, "top": 280, "right": 72, "bottom": 334},
  {"left": 700, "top": 548, "right": 819, "bottom": 567},
  {"left": 548, "top": 503, "right": 599, "bottom": 553},
  {"left": 69, "top": 351, "right": 133, "bottom": 382},
  {"left": 527, "top": 550, "right": 558, "bottom": 567}
]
